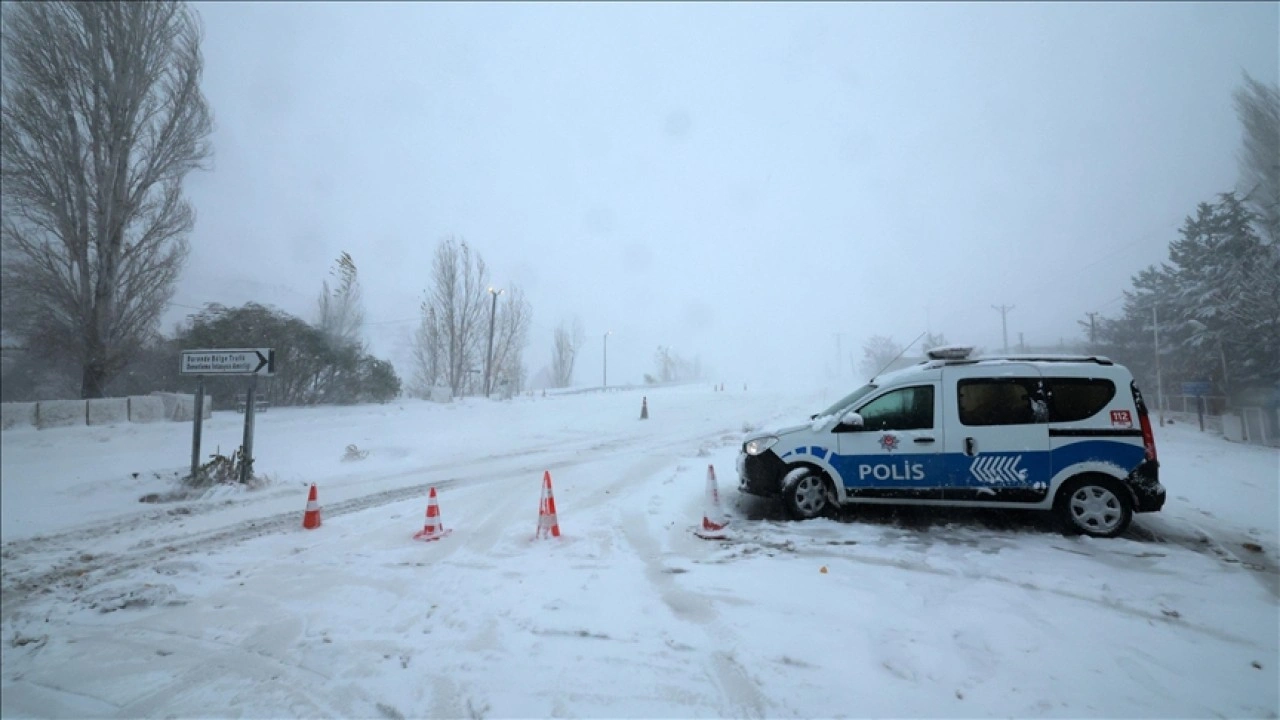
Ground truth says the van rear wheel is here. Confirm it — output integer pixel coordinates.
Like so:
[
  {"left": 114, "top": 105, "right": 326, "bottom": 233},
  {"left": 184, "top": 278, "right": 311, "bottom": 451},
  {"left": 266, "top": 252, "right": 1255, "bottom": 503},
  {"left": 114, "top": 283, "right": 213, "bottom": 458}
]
[
  {"left": 1056, "top": 476, "right": 1133, "bottom": 538},
  {"left": 783, "top": 469, "right": 831, "bottom": 521}
]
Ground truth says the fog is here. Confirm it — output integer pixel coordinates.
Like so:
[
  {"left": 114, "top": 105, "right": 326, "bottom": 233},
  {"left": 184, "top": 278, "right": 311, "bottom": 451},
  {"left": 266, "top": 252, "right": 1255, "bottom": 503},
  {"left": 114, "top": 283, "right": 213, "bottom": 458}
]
[{"left": 171, "top": 2, "right": 1279, "bottom": 389}]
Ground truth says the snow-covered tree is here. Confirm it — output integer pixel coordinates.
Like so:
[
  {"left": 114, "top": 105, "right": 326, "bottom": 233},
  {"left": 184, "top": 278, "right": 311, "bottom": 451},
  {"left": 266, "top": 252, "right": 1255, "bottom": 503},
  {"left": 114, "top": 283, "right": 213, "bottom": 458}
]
[{"left": 1233, "top": 73, "right": 1279, "bottom": 244}]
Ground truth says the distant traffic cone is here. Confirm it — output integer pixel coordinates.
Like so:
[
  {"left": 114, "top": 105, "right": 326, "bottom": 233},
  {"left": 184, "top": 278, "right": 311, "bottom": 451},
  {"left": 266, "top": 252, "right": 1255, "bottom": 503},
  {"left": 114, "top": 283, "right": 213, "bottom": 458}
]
[
  {"left": 693, "top": 465, "right": 730, "bottom": 540},
  {"left": 640, "top": 396, "right": 648, "bottom": 420},
  {"left": 536, "top": 471, "right": 561, "bottom": 539},
  {"left": 302, "top": 484, "right": 322, "bottom": 530},
  {"left": 413, "top": 487, "right": 452, "bottom": 541}
]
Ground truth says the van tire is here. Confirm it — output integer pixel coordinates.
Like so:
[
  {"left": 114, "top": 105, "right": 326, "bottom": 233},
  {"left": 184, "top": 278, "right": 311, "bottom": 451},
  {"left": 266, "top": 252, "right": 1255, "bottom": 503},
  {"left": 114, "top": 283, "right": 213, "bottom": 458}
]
[
  {"left": 783, "top": 468, "right": 832, "bottom": 521},
  {"left": 1055, "top": 475, "right": 1133, "bottom": 538}
]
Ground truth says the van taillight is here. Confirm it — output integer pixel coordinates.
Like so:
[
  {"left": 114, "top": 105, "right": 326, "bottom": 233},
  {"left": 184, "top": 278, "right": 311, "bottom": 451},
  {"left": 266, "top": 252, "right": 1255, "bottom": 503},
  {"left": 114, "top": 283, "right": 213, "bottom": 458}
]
[
  {"left": 1139, "top": 412, "right": 1157, "bottom": 461},
  {"left": 1132, "top": 381, "right": 1157, "bottom": 461}
]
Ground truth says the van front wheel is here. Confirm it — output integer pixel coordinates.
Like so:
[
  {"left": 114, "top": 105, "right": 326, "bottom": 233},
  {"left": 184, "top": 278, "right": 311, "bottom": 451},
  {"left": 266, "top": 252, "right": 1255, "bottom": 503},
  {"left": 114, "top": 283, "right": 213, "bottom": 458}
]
[
  {"left": 783, "top": 469, "right": 831, "bottom": 521},
  {"left": 1056, "top": 476, "right": 1133, "bottom": 538}
]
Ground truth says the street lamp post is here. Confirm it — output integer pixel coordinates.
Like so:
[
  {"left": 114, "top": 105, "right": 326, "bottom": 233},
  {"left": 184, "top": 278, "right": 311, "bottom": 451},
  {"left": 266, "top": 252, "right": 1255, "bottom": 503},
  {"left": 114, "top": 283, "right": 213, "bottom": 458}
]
[
  {"left": 603, "top": 331, "right": 611, "bottom": 389},
  {"left": 484, "top": 287, "right": 503, "bottom": 397}
]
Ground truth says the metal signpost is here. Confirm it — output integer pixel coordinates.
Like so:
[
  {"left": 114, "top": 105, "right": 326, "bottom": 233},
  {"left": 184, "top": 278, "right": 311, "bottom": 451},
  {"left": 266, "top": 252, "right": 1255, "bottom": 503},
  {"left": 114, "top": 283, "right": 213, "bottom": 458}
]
[
  {"left": 1182, "top": 380, "right": 1212, "bottom": 432},
  {"left": 179, "top": 348, "right": 276, "bottom": 482}
]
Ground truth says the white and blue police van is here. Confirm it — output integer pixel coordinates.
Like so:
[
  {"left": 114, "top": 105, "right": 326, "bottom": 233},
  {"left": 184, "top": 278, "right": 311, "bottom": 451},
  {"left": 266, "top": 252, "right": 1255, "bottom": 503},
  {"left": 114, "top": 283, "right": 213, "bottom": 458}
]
[{"left": 737, "top": 346, "right": 1165, "bottom": 538}]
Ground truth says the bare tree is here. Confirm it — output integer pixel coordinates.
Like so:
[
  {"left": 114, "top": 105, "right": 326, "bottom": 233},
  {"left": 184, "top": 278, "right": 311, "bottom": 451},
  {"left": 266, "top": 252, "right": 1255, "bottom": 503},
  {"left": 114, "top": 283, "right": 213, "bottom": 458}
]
[
  {"left": 1, "top": 2, "right": 213, "bottom": 398},
  {"left": 488, "top": 286, "right": 532, "bottom": 395},
  {"left": 409, "top": 301, "right": 445, "bottom": 397},
  {"left": 858, "top": 335, "right": 903, "bottom": 380},
  {"left": 653, "top": 345, "right": 676, "bottom": 383},
  {"left": 316, "top": 251, "right": 364, "bottom": 350},
  {"left": 410, "top": 237, "right": 489, "bottom": 396},
  {"left": 550, "top": 317, "right": 584, "bottom": 388},
  {"left": 1234, "top": 73, "right": 1280, "bottom": 244},
  {"left": 647, "top": 345, "right": 703, "bottom": 384}
]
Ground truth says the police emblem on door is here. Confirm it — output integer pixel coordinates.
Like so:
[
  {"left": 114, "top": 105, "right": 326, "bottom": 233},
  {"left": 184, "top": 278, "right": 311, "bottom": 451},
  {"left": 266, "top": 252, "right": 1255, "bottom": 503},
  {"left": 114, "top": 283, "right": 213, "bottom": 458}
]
[{"left": 879, "top": 433, "right": 899, "bottom": 452}]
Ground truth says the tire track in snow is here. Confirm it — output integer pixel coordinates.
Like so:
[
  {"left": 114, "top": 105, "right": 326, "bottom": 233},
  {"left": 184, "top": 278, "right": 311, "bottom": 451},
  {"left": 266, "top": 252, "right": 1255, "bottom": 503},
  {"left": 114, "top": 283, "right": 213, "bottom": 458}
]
[
  {"left": 1, "top": 424, "right": 740, "bottom": 620},
  {"left": 1130, "top": 516, "right": 1280, "bottom": 597},
  {"left": 0, "top": 431, "right": 621, "bottom": 557},
  {"left": 618, "top": 495, "right": 773, "bottom": 718},
  {"left": 710, "top": 529, "right": 1258, "bottom": 647}
]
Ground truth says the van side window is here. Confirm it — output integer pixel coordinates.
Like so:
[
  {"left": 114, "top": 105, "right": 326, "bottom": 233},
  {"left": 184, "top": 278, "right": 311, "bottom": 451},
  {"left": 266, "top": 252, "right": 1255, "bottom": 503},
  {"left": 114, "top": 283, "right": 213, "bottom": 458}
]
[
  {"left": 857, "top": 385, "right": 934, "bottom": 430},
  {"left": 1044, "top": 378, "right": 1116, "bottom": 422},
  {"left": 957, "top": 378, "right": 1044, "bottom": 426}
]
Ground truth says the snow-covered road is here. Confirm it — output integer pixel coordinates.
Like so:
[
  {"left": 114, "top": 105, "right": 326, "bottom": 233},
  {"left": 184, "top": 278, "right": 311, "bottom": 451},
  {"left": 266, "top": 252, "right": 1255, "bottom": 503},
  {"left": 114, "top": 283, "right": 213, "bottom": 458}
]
[{"left": 2, "top": 385, "right": 1276, "bottom": 718}]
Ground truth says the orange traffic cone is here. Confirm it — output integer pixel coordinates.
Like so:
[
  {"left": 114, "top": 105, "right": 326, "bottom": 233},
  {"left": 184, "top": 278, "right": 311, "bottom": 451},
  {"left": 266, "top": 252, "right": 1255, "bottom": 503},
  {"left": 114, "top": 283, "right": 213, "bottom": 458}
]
[
  {"left": 413, "top": 487, "right": 452, "bottom": 541},
  {"left": 302, "top": 484, "right": 322, "bottom": 530},
  {"left": 693, "top": 464, "right": 730, "bottom": 540},
  {"left": 640, "top": 396, "right": 649, "bottom": 420},
  {"left": 536, "top": 471, "right": 561, "bottom": 539}
]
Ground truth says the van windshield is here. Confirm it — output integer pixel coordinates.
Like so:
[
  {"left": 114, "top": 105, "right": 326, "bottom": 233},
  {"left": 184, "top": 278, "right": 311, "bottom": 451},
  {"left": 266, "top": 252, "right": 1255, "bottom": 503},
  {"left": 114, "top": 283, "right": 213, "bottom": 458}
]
[{"left": 819, "top": 384, "right": 877, "bottom": 417}]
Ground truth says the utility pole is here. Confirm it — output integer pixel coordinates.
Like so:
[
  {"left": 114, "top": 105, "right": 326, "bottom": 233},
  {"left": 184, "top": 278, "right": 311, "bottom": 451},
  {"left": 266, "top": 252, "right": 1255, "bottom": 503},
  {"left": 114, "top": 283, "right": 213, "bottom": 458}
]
[
  {"left": 484, "top": 287, "right": 503, "bottom": 397},
  {"left": 1084, "top": 311, "right": 1099, "bottom": 347},
  {"left": 1153, "top": 304, "right": 1165, "bottom": 426},
  {"left": 603, "top": 331, "right": 611, "bottom": 389},
  {"left": 992, "top": 304, "right": 1015, "bottom": 354},
  {"left": 835, "top": 333, "right": 844, "bottom": 379},
  {"left": 1018, "top": 332, "right": 1025, "bottom": 353}
]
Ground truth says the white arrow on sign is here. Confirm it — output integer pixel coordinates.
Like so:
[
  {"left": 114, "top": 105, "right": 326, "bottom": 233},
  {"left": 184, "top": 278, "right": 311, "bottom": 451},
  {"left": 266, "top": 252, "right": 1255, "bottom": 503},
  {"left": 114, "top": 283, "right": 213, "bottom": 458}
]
[{"left": 180, "top": 348, "right": 276, "bottom": 376}]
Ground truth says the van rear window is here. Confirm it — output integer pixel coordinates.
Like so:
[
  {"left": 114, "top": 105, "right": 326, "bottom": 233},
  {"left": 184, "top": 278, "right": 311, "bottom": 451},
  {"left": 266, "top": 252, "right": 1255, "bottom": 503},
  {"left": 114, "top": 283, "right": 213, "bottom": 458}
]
[
  {"left": 957, "top": 378, "right": 1043, "bottom": 426},
  {"left": 1044, "top": 378, "right": 1116, "bottom": 422}
]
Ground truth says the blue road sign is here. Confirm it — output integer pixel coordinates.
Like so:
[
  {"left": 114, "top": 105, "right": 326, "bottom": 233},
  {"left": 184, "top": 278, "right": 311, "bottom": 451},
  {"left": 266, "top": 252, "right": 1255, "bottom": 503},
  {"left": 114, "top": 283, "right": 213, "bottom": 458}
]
[{"left": 1181, "top": 381, "right": 1212, "bottom": 396}]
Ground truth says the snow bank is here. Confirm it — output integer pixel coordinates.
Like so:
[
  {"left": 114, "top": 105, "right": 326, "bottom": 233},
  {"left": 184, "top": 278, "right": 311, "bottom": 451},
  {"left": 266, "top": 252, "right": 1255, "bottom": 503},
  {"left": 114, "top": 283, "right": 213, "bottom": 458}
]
[
  {"left": 87, "top": 398, "right": 128, "bottom": 426},
  {"left": 127, "top": 396, "right": 166, "bottom": 423},
  {"left": 0, "top": 402, "right": 37, "bottom": 430},
  {"left": 36, "top": 400, "right": 86, "bottom": 429}
]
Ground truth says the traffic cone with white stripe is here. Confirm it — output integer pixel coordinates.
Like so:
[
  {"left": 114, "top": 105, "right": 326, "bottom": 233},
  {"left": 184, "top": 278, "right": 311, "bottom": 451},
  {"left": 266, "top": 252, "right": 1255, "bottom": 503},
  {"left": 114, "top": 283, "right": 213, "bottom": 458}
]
[
  {"left": 413, "top": 487, "right": 451, "bottom": 541},
  {"left": 302, "top": 483, "right": 322, "bottom": 530},
  {"left": 536, "top": 471, "right": 561, "bottom": 539},
  {"left": 694, "top": 464, "right": 730, "bottom": 540}
]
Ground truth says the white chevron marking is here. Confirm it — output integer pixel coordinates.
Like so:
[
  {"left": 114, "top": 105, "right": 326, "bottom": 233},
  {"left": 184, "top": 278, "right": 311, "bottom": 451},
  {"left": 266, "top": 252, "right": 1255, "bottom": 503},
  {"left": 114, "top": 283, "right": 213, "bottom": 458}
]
[{"left": 969, "top": 455, "right": 1027, "bottom": 485}]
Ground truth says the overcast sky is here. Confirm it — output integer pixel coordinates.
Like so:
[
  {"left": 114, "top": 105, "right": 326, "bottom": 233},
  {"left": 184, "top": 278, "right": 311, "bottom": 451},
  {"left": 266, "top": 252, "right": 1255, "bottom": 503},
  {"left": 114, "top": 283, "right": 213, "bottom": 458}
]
[{"left": 172, "top": 1, "right": 1279, "bottom": 388}]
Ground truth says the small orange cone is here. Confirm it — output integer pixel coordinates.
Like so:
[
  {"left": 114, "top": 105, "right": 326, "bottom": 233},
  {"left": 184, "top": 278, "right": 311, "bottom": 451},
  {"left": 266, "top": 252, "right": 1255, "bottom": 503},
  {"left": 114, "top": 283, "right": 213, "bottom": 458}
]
[
  {"left": 302, "top": 484, "right": 322, "bottom": 530},
  {"left": 693, "top": 464, "right": 730, "bottom": 540},
  {"left": 640, "top": 396, "right": 649, "bottom": 420},
  {"left": 413, "top": 487, "right": 452, "bottom": 541},
  {"left": 536, "top": 471, "right": 561, "bottom": 539}
]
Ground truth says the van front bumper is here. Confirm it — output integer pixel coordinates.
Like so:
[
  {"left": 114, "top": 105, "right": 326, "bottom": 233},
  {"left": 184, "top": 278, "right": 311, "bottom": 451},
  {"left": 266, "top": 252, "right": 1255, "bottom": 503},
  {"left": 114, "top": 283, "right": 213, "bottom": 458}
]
[{"left": 737, "top": 450, "right": 787, "bottom": 497}]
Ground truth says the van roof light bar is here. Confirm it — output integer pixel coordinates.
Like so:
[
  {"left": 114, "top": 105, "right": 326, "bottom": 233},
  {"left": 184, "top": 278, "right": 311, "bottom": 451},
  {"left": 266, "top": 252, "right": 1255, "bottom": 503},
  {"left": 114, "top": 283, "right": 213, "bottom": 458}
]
[{"left": 925, "top": 345, "right": 974, "bottom": 361}]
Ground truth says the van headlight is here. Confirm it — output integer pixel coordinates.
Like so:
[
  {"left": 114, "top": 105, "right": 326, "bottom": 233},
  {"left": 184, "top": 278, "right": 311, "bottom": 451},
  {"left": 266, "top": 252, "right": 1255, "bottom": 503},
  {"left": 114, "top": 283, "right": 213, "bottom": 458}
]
[{"left": 744, "top": 435, "right": 778, "bottom": 456}]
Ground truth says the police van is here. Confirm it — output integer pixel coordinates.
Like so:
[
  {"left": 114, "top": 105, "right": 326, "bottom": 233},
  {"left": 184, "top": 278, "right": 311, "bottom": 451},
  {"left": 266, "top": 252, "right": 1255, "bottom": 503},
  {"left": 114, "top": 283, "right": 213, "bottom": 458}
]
[{"left": 737, "top": 346, "right": 1165, "bottom": 537}]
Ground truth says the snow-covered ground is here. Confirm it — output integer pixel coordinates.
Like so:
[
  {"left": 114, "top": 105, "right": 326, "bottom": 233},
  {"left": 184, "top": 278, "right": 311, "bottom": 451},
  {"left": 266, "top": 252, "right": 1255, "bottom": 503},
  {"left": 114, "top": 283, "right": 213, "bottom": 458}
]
[{"left": 2, "top": 383, "right": 1277, "bottom": 718}]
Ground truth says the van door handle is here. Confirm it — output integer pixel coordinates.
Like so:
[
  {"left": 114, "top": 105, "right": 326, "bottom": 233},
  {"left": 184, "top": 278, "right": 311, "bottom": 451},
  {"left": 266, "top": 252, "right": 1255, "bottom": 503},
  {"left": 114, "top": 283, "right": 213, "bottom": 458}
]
[
  {"left": 964, "top": 437, "right": 977, "bottom": 456},
  {"left": 914, "top": 437, "right": 935, "bottom": 444}
]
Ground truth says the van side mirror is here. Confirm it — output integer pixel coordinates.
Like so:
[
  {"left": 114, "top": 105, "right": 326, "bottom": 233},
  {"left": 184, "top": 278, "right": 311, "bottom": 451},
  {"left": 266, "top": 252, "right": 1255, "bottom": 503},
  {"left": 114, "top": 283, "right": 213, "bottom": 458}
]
[{"left": 841, "top": 411, "right": 864, "bottom": 429}]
